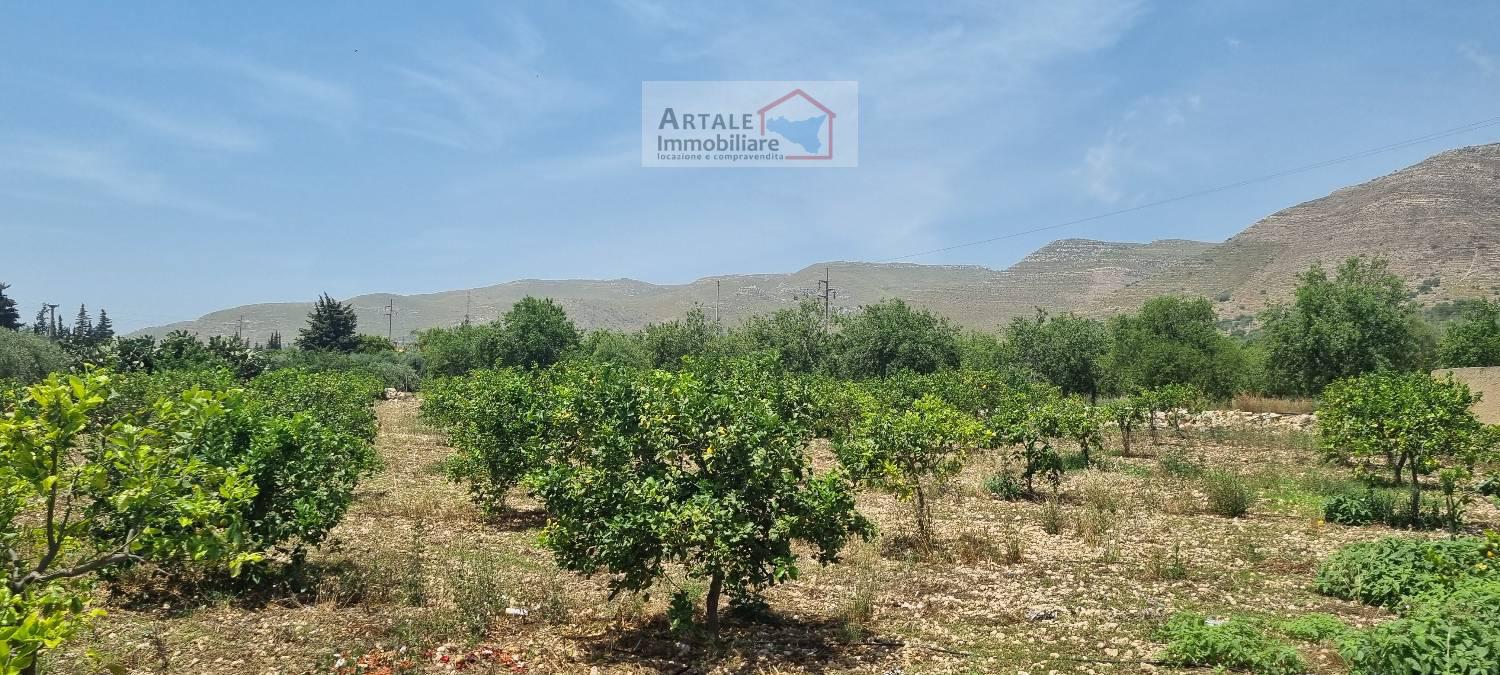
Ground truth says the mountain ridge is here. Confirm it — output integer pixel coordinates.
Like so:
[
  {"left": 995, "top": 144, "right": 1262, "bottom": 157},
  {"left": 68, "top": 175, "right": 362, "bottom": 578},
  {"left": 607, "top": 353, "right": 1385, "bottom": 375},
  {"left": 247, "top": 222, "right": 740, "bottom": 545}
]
[{"left": 133, "top": 142, "right": 1500, "bottom": 344}]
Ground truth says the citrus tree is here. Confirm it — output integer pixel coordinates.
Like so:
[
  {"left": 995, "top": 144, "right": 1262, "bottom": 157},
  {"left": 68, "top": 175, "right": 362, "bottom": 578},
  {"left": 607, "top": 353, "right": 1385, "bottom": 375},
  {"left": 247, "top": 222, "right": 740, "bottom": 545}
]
[
  {"left": 0, "top": 372, "right": 259, "bottom": 674},
  {"left": 529, "top": 359, "right": 871, "bottom": 634},
  {"left": 1052, "top": 395, "right": 1105, "bottom": 468},
  {"left": 423, "top": 368, "right": 546, "bottom": 514},
  {"left": 841, "top": 394, "right": 988, "bottom": 549},
  {"left": 1319, "top": 372, "right": 1495, "bottom": 520},
  {"left": 1103, "top": 395, "right": 1147, "bottom": 455}
]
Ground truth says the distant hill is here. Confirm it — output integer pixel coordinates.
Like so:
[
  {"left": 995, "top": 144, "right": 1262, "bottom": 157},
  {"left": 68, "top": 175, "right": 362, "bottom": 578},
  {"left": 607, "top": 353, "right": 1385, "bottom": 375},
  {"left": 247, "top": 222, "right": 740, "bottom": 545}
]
[
  {"left": 130, "top": 240, "right": 1214, "bottom": 344},
  {"left": 1091, "top": 143, "right": 1500, "bottom": 319},
  {"left": 134, "top": 143, "right": 1500, "bottom": 343}
]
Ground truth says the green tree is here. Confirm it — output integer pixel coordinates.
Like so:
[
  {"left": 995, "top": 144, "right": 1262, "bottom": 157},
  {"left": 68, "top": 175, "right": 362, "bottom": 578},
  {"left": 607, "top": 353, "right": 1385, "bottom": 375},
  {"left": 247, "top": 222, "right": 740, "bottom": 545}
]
[
  {"left": 839, "top": 394, "right": 987, "bottom": 550},
  {"left": 90, "top": 309, "right": 113, "bottom": 344},
  {"left": 417, "top": 323, "right": 505, "bottom": 377},
  {"left": 1260, "top": 257, "right": 1427, "bottom": 395},
  {"left": 0, "top": 372, "right": 260, "bottom": 673},
  {"left": 355, "top": 334, "right": 396, "bottom": 354},
  {"left": 0, "top": 330, "right": 67, "bottom": 384},
  {"left": 1319, "top": 372, "right": 1494, "bottom": 520},
  {"left": 833, "top": 299, "right": 959, "bottom": 379},
  {"left": 296, "top": 293, "right": 360, "bottom": 353},
  {"left": 1105, "top": 296, "right": 1246, "bottom": 400},
  {"left": 742, "top": 300, "right": 830, "bottom": 373},
  {"left": 0, "top": 284, "right": 20, "bottom": 331},
  {"left": 577, "top": 329, "right": 652, "bottom": 369},
  {"left": 425, "top": 368, "right": 544, "bottom": 513},
  {"left": 641, "top": 308, "right": 716, "bottom": 370},
  {"left": 1438, "top": 298, "right": 1500, "bottom": 367},
  {"left": 1007, "top": 310, "right": 1108, "bottom": 401},
  {"left": 496, "top": 296, "right": 579, "bottom": 369},
  {"left": 65, "top": 304, "right": 92, "bottom": 349},
  {"left": 957, "top": 330, "right": 1013, "bottom": 372},
  {"left": 265, "top": 331, "right": 283, "bottom": 351},
  {"left": 529, "top": 360, "right": 871, "bottom": 634}
]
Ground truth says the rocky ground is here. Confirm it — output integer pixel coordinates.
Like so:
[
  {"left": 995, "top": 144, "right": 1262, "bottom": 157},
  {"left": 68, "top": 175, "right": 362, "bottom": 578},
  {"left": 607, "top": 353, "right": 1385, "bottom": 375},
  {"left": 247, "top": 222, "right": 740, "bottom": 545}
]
[{"left": 49, "top": 400, "right": 1498, "bottom": 674}]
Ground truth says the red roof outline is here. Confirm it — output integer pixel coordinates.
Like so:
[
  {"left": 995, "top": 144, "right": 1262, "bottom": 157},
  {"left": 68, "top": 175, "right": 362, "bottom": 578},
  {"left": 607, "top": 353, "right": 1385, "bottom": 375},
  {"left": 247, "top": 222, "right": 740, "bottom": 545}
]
[{"left": 757, "top": 88, "right": 835, "bottom": 160}]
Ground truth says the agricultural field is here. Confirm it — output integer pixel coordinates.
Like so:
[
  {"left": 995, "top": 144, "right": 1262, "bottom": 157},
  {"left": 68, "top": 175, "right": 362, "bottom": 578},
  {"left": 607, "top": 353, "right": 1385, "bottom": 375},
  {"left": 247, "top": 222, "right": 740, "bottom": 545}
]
[{"left": 46, "top": 395, "right": 1497, "bottom": 675}]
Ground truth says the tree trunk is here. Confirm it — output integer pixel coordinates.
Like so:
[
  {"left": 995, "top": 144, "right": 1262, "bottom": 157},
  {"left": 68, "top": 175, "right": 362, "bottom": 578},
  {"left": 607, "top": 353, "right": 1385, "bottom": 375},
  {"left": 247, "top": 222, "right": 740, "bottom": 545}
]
[
  {"left": 1120, "top": 423, "right": 1132, "bottom": 456},
  {"left": 1392, "top": 454, "right": 1407, "bottom": 486},
  {"left": 704, "top": 570, "right": 724, "bottom": 636},
  {"left": 914, "top": 483, "right": 930, "bottom": 552},
  {"left": 1409, "top": 459, "right": 1422, "bottom": 529}
]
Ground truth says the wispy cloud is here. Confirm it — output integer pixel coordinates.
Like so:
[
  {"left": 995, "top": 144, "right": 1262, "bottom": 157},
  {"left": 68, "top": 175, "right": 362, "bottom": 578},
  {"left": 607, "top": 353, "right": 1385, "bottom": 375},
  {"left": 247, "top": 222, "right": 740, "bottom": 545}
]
[
  {"left": 1459, "top": 42, "right": 1495, "bottom": 76},
  {"left": 380, "top": 12, "right": 604, "bottom": 149},
  {"left": 0, "top": 137, "right": 259, "bottom": 223},
  {"left": 1079, "top": 93, "right": 1203, "bottom": 203},
  {"left": 1082, "top": 130, "right": 1126, "bottom": 203},
  {"left": 193, "top": 51, "right": 359, "bottom": 132},
  {"left": 73, "top": 91, "right": 264, "bottom": 152}
]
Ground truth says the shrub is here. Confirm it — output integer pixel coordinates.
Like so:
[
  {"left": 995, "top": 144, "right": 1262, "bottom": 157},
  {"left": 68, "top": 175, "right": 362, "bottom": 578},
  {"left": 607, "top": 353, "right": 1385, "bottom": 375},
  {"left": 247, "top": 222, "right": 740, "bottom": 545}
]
[
  {"left": 0, "top": 329, "right": 67, "bottom": 384},
  {"left": 1203, "top": 471, "right": 1254, "bottom": 518},
  {"left": 1158, "top": 448, "right": 1202, "bottom": 478},
  {"left": 1314, "top": 535, "right": 1498, "bottom": 611},
  {"left": 1341, "top": 578, "right": 1500, "bottom": 675},
  {"left": 983, "top": 470, "right": 1026, "bottom": 501},
  {"left": 1275, "top": 613, "right": 1348, "bottom": 642},
  {"left": 1321, "top": 488, "right": 1398, "bottom": 526},
  {"left": 1156, "top": 612, "right": 1306, "bottom": 675}
]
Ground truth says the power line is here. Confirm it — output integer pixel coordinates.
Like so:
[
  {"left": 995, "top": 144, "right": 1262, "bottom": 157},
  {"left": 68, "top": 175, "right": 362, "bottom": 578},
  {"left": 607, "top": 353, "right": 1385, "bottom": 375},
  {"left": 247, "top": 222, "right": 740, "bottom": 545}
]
[{"left": 878, "top": 114, "right": 1500, "bottom": 263}]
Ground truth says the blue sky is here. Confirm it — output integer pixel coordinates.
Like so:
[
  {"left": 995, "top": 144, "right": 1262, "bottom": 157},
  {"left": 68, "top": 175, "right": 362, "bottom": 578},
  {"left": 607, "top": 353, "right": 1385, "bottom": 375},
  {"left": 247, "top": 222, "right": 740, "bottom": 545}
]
[{"left": 2, "top": 2, "right": 1498, "bottom": 331}]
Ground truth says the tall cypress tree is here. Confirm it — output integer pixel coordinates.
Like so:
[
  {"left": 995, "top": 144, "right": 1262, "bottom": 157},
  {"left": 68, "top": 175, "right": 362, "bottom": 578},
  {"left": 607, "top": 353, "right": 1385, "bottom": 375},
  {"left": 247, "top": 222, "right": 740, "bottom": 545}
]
[
  {"left": 72, "top": 304, "right": 92, "bottom": 343},
  {"left": 91, "top": 309, "right": 114, "bottom": 343},
  {"left": 295, "top": 293, "right": 359, "bottom": 352},
  {"left": 266, "top": 330, "right": 283, "bottom": 351},
  {"left": 0, "top": 283, "right": 20, "bottom": 330},
  {"left": 31, "top": 306, "right": 48, "bottom": 335}
]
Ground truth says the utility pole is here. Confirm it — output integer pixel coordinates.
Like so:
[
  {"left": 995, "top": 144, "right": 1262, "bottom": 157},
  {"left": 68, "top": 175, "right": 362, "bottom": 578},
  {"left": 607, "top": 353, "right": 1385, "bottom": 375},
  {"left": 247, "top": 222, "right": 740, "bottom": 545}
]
[
  {"left": 384, "top": 298, "right": 397, "bottom": 342},
  {"left": 714, "top": 279, "right": 721, "bottom": 335},
  {"left": 464, "top": 291, "right": 472, "bottom": 326},
  {"left": 235, "top": 315, "right": 245, "bottom": 341},
  {"left": 816, "top": 267, "right": 837, "bottom": 328},
  {"left": 44, "top": 304, "right": 58, "bottom": 340}
]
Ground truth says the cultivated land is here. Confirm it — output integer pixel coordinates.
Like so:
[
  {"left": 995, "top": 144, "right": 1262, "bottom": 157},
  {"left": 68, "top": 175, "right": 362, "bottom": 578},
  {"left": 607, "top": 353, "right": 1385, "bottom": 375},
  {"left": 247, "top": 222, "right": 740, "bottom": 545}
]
[{"left": 50, "top": 399, "right": 1499, "bottom": 674}]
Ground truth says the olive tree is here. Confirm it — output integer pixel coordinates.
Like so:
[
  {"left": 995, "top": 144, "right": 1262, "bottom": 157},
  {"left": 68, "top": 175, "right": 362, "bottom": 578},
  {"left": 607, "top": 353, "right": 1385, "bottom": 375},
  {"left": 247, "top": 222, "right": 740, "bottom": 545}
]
[
  {"left": 1319, "top": 372, "right": 1495, "bottom": 521},
  {"left": 529, "top": 360, "right": 870, "bottom": 635},
  {"left": 1260, "top": 257, "right": 1428, "bottom": 395},
  {"left": 832, "top": 299, "right": 959, "bottom": 379},
  {"left": 0, "top": 372, "right": 259, "bottom": 673}
]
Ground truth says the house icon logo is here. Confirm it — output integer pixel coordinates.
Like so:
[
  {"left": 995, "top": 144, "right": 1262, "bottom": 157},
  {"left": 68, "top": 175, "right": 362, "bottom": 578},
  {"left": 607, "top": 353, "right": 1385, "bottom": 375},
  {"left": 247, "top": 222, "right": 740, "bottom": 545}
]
[{"left": 757, "top": 89, "right": 835, "bottom": 160}]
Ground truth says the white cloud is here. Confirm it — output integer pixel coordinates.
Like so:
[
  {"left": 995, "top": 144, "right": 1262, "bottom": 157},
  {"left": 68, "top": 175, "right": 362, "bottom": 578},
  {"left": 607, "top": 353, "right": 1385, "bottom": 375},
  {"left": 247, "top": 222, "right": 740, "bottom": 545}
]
[
  {"left": 380, "top": 12, "right": 605, "bottom": 149},
  {"left": 1079, "top": 93, "right": 1203, "bottom": 203},
  {"left": 0, "top": 137, "right": 259, "bottom": 223},
  {"left": 1459, "top": 42, "right": 1495, "bottom": 76},
  {"left": 1083, "top": 131, "right": 1125, "bottom": 203},
  {"left": 73, "top": 92, "right": 264, "bottom": 152},
  {"left": 193, "top": 51, "right": 359, "bottom": 132}
]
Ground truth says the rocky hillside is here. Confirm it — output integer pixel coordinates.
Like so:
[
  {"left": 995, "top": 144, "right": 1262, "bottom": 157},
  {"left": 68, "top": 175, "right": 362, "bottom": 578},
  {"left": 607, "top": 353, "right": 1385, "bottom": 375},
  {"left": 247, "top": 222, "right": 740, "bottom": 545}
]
[
  {"left": 1092, "top": 143, "right": 1500, "bottom": 319},
  {"left": 134, "top": 143, "right": 1500, "bottom": 343},
  {"left": 131, "top": 240, "right": 1212, "bottom": 344}
]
